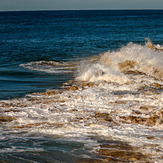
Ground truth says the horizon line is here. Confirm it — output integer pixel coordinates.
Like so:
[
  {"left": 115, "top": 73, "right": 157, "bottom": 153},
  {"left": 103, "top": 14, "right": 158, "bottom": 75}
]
[{"left": 0, "top": 8, "right": 163, "bottom": 12}]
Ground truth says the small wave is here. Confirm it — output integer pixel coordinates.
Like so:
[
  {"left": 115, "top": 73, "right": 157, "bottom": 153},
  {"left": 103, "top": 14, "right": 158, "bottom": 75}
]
[
  {"left": 76, "top": 63, "right": 129, "bottom": 84},
  {"left": 20, "top": 61, "right": 77, "bottom": 74},
  {"left": 145, "top": 38, "right": 163, "bottom": 51}
]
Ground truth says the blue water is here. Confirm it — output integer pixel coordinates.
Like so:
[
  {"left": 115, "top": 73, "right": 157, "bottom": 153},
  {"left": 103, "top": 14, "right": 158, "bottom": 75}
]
[
  {"left": 0, "top": 10, "right": 163, "bottom": 163},
  {"left": 0, "top": 10, "right": 163, "bottom": 100}
]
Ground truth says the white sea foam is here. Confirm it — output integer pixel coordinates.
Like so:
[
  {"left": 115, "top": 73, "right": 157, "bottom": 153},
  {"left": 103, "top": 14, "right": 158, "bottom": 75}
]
[
  {"left": 76, "top": 63, "right": 129, "bottom": 84},
  {"left": 20, "top": 60, "right": 77, "bottom": 74},
  {"left": 1, "top": 41, "right": 163, "bottom": 161},
  {"left": 100, "top": 42, "right": 163, "bottom": 78}
]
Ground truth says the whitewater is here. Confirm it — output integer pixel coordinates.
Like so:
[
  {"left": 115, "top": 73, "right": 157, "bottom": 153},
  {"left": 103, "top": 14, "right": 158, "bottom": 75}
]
[{"left": 0, "top": 41, "right": 163, "bottom": 162}]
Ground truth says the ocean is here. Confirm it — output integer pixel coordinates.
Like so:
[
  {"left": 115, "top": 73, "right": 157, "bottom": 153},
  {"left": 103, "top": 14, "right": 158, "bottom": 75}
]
[{"left": 0, "top": 10, "right": 163, "bottom": 162}]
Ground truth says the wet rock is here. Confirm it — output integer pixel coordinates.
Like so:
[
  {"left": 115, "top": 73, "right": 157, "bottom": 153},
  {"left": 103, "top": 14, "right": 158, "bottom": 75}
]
[
  {"left": 124, "top": 70, "right": 144, "bottom": 75},
  {"left": 120, "top": 115, "right": 147, "bottom": 125},
  {"left": 75, "top": 158, "right": 107, "bottom": 163},
  {"left": 113, "top": 100, "right": 128, "bottom": 104},
  {"left": 121, "top": 108, "right": 163, "bottom": 126},
  {"left": 146, "top": 136, "right": 155, "bottom": 140},
  {"left": 153, "top": 82, "right": 162, "bottom": 89},
  {"left": 66, "top": 86, "right": 79, "bottom": 91},
  {"left": 99, "top": 149, "right": 147, "bottom": 162},
  {"left": 133, "top": 110, "right": 142, "bottom": 114},
  {"left": 146, "top": 115, "right": 160, "bottom": 126},
  {"left": 68, "top": 109, "right": 78, "bottom": 112},
  {"left": 118, "top": 60, "right": 137, "bottom": 72},
  {"left": 0, "top": 102, "right": 10, "bottom": 107},
  {"left": 81, "top": 82, "right": 95, "bottom": 88},
  {"left": 3, "top": 109, "right": 20, "bottom": 113},
  {"left": 94, "top": 112, "right": 119, "bottom": 126},
  {"left": 96, "top": 139, "right": 150, "bottom": 162},
  {"left": 0, "top": 116, "right": 16, "bottom": 122},
  {"left": 39, "top": 90, "right": 63, "bottom": 95},
  {"left": 95, "top": 113, "right": 113, "bottom": 122},
  {"left": 140, "top": 106, "right": 148, "bottom": 111},
  {"left": 0, "top": 102, "right": 26, "bottom": 108}
]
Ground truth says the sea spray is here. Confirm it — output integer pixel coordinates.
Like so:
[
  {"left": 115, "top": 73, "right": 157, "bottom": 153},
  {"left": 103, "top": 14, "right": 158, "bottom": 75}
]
[
  {"left": 76, "top": 63, "right": 129, "bottom": 84},
  {"left": 76, "top": 42, "right": 163, "bottom": 85},
  {"left": 100, "top": 42, "right": 163, "bottom": 79}
]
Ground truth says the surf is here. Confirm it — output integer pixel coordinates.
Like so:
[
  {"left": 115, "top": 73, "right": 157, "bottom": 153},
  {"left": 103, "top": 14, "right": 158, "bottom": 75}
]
[
  {"left": 76, "top": 40, "right": 163, "bottom": 85},
  {"left": 0, "top": 40, "right": 162, "bottom": 162}
]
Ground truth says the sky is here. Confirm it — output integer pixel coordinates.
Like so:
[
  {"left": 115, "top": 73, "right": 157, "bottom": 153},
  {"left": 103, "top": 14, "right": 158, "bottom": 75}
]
[{"left": 0, "top": 0, "right": 163, "bottom": 11}]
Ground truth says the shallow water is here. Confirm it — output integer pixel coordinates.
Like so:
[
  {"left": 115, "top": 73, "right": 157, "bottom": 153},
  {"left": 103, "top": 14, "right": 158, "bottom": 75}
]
[{"left": 1, "top": 42, "right": 163, "bottom": 162}]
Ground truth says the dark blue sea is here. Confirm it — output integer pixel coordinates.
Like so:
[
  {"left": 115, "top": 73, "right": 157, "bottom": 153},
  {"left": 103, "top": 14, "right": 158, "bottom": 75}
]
[
  {"left": 0, "top": 10, "right": 162, "bottom": 100},
  {"left": 0, "top": 10, "right": 163, "bottom": 162}
]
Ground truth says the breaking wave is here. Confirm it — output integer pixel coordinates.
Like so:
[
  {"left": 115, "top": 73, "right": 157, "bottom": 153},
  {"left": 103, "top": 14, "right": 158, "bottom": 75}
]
[
  {"left": 20, "top": 40, "right": 163, "bottom": 84},
  {"left": 76, "top": 41, "right": 163, "bottom": 84}
]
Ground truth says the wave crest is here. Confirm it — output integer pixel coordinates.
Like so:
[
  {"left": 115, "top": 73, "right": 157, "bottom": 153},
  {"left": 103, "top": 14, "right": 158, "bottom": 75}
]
[
  {"left": 20, "top": 60, "right": 77, "bottom": 74},
  {"left": 77, "top": 42, "right": 163, "bottom": 84}
]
